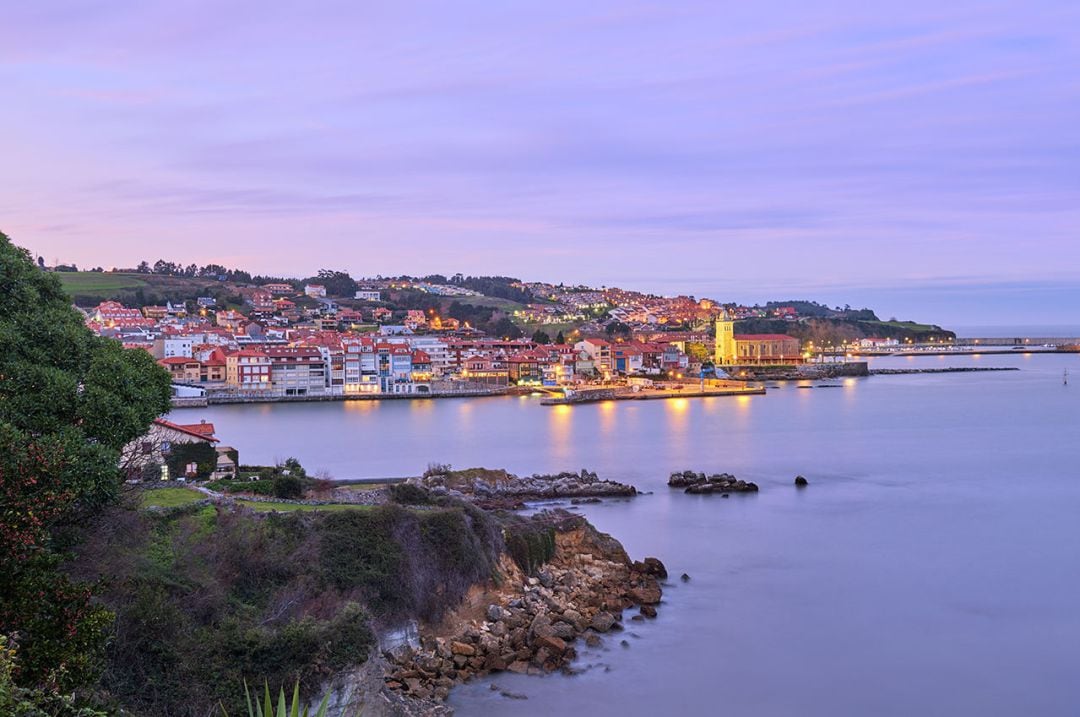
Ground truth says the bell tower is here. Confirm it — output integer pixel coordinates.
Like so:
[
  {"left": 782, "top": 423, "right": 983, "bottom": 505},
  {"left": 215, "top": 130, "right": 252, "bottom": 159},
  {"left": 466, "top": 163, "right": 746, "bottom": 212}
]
[{"left": 715, "top": 309, "right": 735, "bottom": 365}]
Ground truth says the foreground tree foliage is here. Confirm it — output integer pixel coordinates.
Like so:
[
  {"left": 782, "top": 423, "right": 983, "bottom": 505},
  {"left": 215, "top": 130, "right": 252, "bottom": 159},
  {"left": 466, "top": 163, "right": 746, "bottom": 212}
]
[{"left": 0, "top": 232, "right": 172, "bottom": 696}]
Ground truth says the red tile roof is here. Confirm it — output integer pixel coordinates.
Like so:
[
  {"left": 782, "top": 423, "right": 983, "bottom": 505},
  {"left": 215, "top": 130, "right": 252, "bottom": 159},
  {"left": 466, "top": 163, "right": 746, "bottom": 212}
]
[{"left": 153, "top": 418, "right": 219, "bottom": 442}]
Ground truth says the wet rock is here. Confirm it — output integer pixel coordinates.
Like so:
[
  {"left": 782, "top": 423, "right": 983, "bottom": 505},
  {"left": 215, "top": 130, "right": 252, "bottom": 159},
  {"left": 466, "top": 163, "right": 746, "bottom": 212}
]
[
  {"left": 590, "top": 611, "right": 617, "bottom": 633},
  {"left": 629, "top": 584, "right": 662, "bottom": 605},
  {"left": 795, "top": 475, "right": 809, "bottom": 487},
  {"left": 414, "top": 467, "right": 637, "bottom": 503},
  {"left": 534, "top": 635, "right": 568, "bottom": 656},
  {"left": 641, "top": 557, "right": 667, "bottom": 579},
  {"left": 585, "top": 633, "right": 602, "bottom": 648},
  {"left": 673, "top": 470, "right": 759, "bottom": 494},
  {"left": 680, "top": 573, "right": 690, "bottom": 582},
  {"left": 639, "top": 605, "right": 657, "bottom": 618},
  {"left": 551, "top": 622, "right": 576, "bottom": 641}
]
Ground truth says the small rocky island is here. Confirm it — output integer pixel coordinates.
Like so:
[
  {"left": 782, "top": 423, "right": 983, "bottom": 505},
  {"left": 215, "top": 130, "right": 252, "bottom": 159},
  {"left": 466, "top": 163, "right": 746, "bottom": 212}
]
[
  {"left": 412, "top": 466, "right": 637, "bottom": 509},
  {"left": 668, "top": 470, "right": 760, "bottom": 494}
]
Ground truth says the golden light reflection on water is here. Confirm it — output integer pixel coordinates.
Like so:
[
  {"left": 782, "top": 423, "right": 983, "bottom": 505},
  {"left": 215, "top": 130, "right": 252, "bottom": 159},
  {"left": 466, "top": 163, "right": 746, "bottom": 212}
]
[
  {"left": 598, "top": 400, "right": 617, "bottom": 438},
  {"left": 343, "top": 400, "right": 377, "bottom": 413},
  {"left": 549, "top": 404, "right": 573, "bottom": 462},
  {"left": 663, "top": 398, "right": 691, "bottom": 460}
]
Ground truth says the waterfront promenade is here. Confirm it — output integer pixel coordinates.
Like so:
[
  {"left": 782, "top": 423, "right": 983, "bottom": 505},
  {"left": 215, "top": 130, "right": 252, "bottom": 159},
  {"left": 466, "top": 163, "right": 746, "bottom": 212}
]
[{"left": 540, "top": 381, "right": 765, "bottom": 405}]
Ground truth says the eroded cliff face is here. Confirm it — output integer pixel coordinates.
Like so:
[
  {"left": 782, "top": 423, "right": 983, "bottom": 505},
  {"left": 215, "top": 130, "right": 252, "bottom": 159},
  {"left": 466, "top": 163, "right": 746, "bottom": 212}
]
[{"left": 315, "top": 511, "right": 666, "bottom": 715}]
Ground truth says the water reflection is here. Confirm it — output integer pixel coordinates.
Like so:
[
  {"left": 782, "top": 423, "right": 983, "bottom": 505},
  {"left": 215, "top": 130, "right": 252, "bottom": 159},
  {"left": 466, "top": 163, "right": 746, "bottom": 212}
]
[{"left": 548, "top": 403, "right": 573, "bottom": 464}]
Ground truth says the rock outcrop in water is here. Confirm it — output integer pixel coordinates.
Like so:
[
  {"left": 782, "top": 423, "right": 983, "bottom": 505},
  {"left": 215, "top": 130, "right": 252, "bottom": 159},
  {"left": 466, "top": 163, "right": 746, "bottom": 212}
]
[
  {"left": 376, "top": 511, "right": 664, "bottom": 705},
  {"left": 669, "top": 470, "right": 759, "bottom": 494},
  {"left": 412, "top": 467, "right": 637, "bottom": 509}
]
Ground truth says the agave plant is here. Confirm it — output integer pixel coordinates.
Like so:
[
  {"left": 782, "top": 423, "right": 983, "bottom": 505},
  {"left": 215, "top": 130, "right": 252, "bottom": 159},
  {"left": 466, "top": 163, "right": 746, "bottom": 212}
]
[{"left": 222, "top": 680, "right": 332, "bottom": 717}]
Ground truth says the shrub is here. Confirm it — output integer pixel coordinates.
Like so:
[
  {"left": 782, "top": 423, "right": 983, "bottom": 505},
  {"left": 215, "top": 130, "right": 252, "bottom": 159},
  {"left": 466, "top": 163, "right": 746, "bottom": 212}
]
[
  {"left": 423, "top": 462, "right": 451, "bottom": 477},
  {"left": 318, "top": 508, "right": 411, "bottom": 615},
  {"left": 271, "top": 474, "right": 305, "bottom": 500},
  {"left": 92, "top": 509, "right": 373, "bottom": 717},
  {"left": 504, "top": 520, "right": 557, "bottom": 575},
  {"left": 388, "top": 483, "right": 431, "bottom": 505}
]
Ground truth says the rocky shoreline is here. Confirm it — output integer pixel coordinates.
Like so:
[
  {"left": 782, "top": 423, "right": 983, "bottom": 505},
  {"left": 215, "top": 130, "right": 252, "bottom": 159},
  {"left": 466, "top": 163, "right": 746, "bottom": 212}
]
[
  {"left": 412, "top": 467, "right": 637, "bottom": 510},
  {"left": 329, "top": 511, "right": 666, "bottom": 713},
  {"left": 668, "top": 470, "right": 760, "bottom": 494}
]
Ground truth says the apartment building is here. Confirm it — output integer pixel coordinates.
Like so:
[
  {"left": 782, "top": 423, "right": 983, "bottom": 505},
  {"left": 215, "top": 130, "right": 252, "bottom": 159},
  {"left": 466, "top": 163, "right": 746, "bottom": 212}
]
[
  {"left": 225, "top": 350, "right": 272, "bottom": 391},
  {"left": 264, "top": 346, "right": 328, "bottom": 396}
]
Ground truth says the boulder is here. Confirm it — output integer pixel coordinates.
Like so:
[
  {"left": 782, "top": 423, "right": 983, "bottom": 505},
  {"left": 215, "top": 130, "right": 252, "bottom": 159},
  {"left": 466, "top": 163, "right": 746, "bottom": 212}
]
[
  {"left": 533, "top": 634, "right": 568, "bottom": 655},
  {"left": 629, "top": 584, "right": 662, "bottom": 605},
  {"left": 450, "top": 641, "right": 476, "bottom": 657},
  {"left": 590, "top": 611, "right": 617, "bottom": 633},
  {"left": 552, "top": 622, "right": 577, "bottom": 641},
  {"left": 639, "top": 605, "right": 657, "bottom": 618},
  {"left": 641, "top": 557, "right": 667, "bottom": 579},
  {"left": 794, "top": 475, "right": 809, "bottom": 487}
]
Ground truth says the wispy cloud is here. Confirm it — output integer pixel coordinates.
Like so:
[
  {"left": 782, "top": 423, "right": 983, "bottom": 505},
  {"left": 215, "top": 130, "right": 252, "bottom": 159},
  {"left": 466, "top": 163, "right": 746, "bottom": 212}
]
[{"left": 1, "top": 0, "right": 1079, "bottom": 322}]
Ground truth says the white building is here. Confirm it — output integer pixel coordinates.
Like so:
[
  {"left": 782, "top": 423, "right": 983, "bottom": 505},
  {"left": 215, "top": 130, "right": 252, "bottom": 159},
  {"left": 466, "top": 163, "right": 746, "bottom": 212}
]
[
  {"left": 304, "top": 284, "right": 327, "bottom": 298},
  {"left": 153, "top": 336, "right": 194, "bottom": 359},
  {"left": 407, "top": 336, "right": 453, "bottom": 376},
  {"left": 355, "top": 289, "right": 382, "bottom": 301}
]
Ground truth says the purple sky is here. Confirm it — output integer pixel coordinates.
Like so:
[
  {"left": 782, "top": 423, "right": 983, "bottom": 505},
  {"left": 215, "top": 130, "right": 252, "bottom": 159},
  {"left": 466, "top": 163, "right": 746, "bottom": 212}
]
[{"left": 3, "top": 2, "right": 1079, "bottom": 325}]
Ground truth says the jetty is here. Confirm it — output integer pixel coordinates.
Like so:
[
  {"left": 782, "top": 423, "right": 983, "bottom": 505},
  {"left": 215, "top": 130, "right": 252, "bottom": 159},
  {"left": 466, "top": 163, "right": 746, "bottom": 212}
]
[
  {"left": 869, "top": 367, "right": 1020, "bottom": 376},
  {"left": 540, "top": 381, "right": 765, "bottom": 406}
]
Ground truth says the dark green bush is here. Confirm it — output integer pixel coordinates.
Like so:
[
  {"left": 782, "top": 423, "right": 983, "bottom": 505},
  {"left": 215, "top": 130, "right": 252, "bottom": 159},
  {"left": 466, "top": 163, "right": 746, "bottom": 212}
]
[
  {"left": 318, "top": 507, "right": 411, "bottom": 615},
  {"left": 504, "top": 521, "right": 557, "bottom": 575},
  {"left": 388, "top": 483, "right": 432, "bottom": 505},
  {"left": 271, "top": 474, "right": 304, "bottom": 499},
  {"left": 84, "top": 508, "right": 373, "bottom": 717}
]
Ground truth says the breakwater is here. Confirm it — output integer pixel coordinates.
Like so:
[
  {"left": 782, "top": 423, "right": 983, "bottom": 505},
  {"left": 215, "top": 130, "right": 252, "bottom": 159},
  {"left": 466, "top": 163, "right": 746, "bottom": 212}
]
[{"left": 869, "top": 367, "right": 1020, "bottom": 375}]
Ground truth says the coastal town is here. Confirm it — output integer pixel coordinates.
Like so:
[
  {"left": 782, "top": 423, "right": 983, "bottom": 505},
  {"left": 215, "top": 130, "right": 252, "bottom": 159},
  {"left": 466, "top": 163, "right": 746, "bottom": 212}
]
[{"left": 59, "top": 262, "right": 1005, "bottom": 407}]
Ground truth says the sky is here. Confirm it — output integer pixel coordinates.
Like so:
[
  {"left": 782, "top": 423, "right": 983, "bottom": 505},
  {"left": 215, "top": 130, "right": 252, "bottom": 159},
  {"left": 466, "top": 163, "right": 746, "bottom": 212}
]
[{"left": 2, "top": 1, "right": 1079, "bottom": 326}]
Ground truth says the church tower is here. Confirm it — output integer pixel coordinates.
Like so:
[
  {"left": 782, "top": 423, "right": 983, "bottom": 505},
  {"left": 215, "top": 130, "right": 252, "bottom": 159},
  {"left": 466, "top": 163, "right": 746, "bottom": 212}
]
[{"left": 715, "top": 309, "right": 736, "bottom": 365}]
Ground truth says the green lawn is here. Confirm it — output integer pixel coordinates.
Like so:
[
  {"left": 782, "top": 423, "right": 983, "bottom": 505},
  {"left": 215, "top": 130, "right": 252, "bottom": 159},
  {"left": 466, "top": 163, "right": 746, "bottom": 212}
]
[
  {"left": 864, "top": 320, "right": 944, "bottom": 333},
  {"left": 141, "top": 487, "right": 206, "bottom": 508},
  {"left": 237, "top": 499, "right": 372, "bottom": 513},
  {"left": 461, "top": 295, "right": 528, "bottom": 312},
  {"left": 337, "top": 482, "right": 395, "bottom": 492},
  {"left": 57, "top": 272, "right": 148, "bottom": 295}
]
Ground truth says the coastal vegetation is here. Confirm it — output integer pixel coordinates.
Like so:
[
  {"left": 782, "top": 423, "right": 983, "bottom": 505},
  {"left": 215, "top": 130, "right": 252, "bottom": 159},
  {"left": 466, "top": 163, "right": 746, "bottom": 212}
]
[
  {"left": 63, "top": 493, "right": 516, "bottom": 716},
  {"left": 0, "top": 231, "right": 172, "bottom": 710},
  {"left": 736, "top": 315, "right": 954, "bottom": 344}
]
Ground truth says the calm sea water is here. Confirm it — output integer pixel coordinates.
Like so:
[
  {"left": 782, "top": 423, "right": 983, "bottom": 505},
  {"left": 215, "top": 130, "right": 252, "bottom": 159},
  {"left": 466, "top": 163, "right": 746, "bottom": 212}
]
[{"left": 172, "top": 353, "right": 1080, "bottom": 716}]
